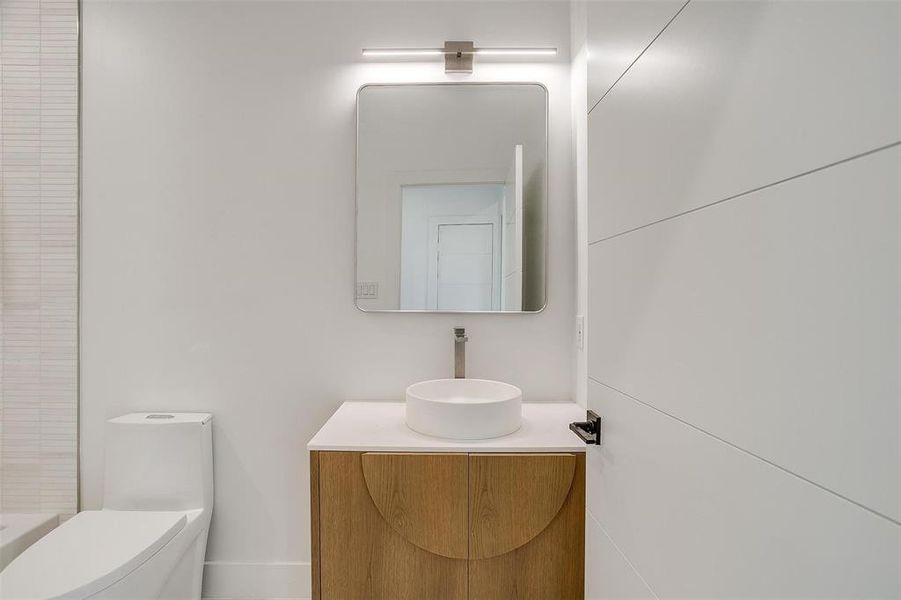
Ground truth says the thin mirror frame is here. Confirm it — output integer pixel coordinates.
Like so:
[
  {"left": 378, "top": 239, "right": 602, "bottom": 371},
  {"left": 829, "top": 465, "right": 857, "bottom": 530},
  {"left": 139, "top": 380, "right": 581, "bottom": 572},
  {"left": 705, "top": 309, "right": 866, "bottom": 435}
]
[{"left": 354, "top": 82, "right": 549, "bottom": 314}]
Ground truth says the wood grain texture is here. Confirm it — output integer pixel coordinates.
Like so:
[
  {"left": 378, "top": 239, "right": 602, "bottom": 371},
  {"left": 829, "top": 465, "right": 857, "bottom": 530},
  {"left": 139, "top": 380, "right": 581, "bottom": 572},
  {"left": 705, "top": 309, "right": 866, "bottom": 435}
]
[
  {"left": 469, "top": 453, "right": 576, "bottom": 559},
  {"left": 318, "top": 452, "right": 467, "bottom": 600},
  {"left": 469, "top": 453, "right": 586, "bottom": 600},
  {"left": 309, "top": 451, "right": 321, "bottom": 600},
  {"left": 361, "top": 452, "right": 469, "bottom": 559}
]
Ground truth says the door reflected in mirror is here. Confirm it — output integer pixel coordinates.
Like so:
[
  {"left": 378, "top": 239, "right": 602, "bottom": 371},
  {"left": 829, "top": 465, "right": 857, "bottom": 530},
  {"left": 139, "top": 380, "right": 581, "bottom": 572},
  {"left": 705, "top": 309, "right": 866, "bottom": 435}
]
[{"left": 356, "top": 83, "right": 547, "bottom": 312}]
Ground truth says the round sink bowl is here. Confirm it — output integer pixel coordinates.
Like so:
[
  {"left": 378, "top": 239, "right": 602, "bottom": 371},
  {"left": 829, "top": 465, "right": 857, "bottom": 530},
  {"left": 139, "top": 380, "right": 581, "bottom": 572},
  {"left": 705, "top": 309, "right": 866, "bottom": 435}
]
[{"left": 405, "top": 378, "right": 523, "bottom": 440}]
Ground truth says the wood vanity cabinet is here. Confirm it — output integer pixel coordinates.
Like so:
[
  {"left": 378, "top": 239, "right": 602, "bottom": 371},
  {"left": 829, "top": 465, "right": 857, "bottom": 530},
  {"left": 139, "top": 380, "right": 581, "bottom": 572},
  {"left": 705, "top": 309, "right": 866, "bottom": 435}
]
[{"left": 310, "top": 451, "right": 585, "bottom": 600}]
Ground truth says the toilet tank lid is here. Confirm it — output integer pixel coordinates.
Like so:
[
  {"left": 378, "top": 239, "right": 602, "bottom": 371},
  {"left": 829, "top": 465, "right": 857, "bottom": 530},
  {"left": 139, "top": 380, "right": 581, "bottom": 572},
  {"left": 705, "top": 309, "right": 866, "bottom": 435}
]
[{"left": 108, "top": 412, "right": 212, "bottom": 425}]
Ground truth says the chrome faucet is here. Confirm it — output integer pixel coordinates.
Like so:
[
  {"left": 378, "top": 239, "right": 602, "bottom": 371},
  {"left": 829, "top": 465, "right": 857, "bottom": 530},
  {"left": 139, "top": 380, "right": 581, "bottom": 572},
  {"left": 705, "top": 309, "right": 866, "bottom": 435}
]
[{"left": 454, "top": 327, "right": 468, "bottom": 379}]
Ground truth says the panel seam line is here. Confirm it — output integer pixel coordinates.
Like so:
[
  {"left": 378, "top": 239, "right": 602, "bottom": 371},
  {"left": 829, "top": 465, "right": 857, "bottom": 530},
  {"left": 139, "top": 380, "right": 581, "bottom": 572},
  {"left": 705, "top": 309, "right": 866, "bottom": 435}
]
[
  {"left": 586, "top": 508, "right": 660, "bottom": 599},
  {"left": 587, "top": 0, "right": 691, "bottom": 116},
  {"left": 589, "top": 141, "right": 901, "bottom": 246},
  {"left": 588, "top": 376, "right": 901, "bottom": 527}
]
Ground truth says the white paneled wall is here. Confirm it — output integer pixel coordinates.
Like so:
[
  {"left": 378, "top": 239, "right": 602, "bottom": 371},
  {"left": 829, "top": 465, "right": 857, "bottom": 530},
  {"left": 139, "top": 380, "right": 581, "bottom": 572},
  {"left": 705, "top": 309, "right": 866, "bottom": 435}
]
[
  {"left": 590, "top": 147, "right": 900, "bottom": 522},
  {"left": 588, "top": 0, "right": 900, "bottom": 242},
  {"left": 587, "top": 380, "right": 899, "bottom": 598},
  {"left": 0, "top": 0, "right": 79, "bottom": 515},
  {"left": 581, "top": 0, "right": 900, "bottom": 597},
  {"left": 586, "top": 0, "right": 686, "bottom": 111},
  {"left": 584, "top": 510, "right": 654, "bottom": 600}
]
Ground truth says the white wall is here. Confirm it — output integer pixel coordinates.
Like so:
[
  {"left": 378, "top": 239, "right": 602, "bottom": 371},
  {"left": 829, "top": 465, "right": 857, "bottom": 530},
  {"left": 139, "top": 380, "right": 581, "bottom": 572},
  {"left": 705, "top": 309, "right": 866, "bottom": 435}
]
[
  {"left": 79, "top": 2, "right": 573, "bottom": 598},
  {"left": 570, "top": 0, "right": 589, "bottom": 410},
  {"left": 580, "top": 0, "right": 900, "bottom": 597},
  {"left": 0, "top": 0, "right": 79, "bottom": 517}
]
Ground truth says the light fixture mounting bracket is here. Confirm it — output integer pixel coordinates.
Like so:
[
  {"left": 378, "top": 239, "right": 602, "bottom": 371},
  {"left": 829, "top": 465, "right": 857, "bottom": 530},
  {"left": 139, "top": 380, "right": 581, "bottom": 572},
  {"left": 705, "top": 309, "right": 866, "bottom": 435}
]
[{"left": 444, "top": 41, "right": 474, "bottom": 74}]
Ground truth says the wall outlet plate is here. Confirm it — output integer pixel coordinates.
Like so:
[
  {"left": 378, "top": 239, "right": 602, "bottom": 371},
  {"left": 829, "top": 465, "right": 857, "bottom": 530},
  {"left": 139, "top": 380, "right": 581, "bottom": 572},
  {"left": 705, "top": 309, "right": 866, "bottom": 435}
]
[{"left": 576, "top": 315, "right": 585, "bottom": 350}]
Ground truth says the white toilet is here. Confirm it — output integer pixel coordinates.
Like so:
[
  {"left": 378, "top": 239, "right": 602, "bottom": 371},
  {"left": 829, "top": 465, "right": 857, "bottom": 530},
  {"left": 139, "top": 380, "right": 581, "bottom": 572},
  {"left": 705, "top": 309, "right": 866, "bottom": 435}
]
[{"left": 0, "top": 413, "right": 214, "bottom": 600}]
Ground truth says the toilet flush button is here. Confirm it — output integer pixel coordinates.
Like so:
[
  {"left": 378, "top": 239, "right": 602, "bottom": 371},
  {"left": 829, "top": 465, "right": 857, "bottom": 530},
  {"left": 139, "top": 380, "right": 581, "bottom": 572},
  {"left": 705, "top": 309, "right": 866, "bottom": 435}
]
[{"left": 146, "top": 414, "right": 175, "bottom": 419}]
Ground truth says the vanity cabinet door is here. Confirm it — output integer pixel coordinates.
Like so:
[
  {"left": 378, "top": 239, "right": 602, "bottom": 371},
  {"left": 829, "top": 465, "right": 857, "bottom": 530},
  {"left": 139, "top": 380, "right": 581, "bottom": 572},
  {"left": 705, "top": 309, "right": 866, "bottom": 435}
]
[
  {"left": 468, "top": 453, "right": 586, "bottom": 600},
  {"left": 313, "top": 451, "right": 468, "bottom": 600},
  {"left": 311, "top": 451, "right": 585, "bottom": 600}
]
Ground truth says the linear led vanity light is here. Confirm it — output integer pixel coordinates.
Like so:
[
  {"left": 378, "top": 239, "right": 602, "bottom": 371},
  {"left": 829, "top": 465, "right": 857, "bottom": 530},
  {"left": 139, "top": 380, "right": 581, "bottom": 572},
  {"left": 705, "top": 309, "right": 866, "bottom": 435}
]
[
  {"left": 473, "top": 48, "right": 558, "bottom": 56},
  {"left": 361, "top": 41, "right": 557, "bottom": 73},
  {"left": 361, "top": 48, "right": 446, "bottom": 57},
  {"left": 361, "top": 47, "right": 557, "bottom": 57}
]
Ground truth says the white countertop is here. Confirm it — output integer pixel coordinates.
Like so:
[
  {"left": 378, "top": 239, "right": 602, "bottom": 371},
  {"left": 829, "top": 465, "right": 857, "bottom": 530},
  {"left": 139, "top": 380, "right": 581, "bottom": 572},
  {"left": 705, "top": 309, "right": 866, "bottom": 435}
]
[{"left": 308, "top": 401, "right": 587, "bottom": 453}]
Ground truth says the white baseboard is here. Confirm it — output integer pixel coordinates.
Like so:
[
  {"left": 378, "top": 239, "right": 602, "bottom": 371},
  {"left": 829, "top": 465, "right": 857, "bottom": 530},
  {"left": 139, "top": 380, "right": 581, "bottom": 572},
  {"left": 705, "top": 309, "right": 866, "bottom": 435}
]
[{"left": 202, "top": 561, "right": 311, "bottom": 600}]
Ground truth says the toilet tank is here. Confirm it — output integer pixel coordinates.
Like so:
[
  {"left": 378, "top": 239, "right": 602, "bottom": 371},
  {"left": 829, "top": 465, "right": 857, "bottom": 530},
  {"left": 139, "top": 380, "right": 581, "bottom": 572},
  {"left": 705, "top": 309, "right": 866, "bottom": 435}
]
[{"left": 103, "top": 413, "right": 213, "bottom": 512}]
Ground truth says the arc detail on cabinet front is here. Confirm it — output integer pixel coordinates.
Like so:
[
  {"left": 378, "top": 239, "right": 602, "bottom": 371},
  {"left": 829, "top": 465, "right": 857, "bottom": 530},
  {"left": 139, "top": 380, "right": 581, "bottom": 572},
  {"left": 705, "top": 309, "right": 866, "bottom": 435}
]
[{"left": 310, "top": 451, "right": 585, "bottom": 600}]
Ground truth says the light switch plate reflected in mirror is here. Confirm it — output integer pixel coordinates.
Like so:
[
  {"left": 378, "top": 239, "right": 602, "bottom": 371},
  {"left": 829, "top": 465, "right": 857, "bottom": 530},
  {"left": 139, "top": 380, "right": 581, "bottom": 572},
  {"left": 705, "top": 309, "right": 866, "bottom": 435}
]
[{"left": 356, "top": 281, "right": 379, "bottom": 300}]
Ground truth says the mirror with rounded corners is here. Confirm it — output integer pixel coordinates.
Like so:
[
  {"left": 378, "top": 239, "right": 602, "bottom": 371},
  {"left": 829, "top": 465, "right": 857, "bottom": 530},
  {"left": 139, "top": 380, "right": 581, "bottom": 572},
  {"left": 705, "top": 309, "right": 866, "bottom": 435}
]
[{"left": 355, "top": 83, "right": 547, "bottom": 313}]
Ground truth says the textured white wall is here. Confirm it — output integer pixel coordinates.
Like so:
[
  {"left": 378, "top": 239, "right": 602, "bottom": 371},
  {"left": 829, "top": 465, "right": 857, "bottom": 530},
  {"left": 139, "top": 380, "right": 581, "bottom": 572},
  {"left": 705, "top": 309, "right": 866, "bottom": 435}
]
[
  {"left": 0, "top": 0, "right": 79, "bottom": 516},
  {"left": 79, "top": 2, "right": 573, "bottom": 598},
  {"left": 580, "top": 0, "right": 900, "bottom": 597}
]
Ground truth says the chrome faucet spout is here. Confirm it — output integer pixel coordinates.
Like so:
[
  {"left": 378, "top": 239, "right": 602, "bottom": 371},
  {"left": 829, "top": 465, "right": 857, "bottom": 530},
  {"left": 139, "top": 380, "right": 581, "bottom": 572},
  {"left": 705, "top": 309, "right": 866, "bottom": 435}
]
[{"left": 454, "top": 327, "right": 468, "bottom": 379}]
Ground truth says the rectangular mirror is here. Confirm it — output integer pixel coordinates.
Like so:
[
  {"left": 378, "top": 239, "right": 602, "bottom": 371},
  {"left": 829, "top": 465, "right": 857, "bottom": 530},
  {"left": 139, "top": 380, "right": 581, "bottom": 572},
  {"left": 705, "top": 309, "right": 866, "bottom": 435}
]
[{"left": 355, "top": 83, "right": 548, "bottom": 312}]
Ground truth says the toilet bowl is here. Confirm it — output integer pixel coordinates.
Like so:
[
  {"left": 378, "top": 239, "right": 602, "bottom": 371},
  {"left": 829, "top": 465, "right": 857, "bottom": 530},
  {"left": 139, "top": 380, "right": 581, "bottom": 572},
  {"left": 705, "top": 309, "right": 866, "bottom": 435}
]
[{"left": 0, "top": 413, "right": 214, "bottom": 599}]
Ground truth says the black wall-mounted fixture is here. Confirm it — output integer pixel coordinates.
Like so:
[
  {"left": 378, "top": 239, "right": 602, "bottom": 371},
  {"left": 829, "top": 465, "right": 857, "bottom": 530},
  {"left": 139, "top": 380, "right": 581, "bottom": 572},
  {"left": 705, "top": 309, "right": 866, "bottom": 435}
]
[{"left": 569, "top": 410, "right": 601, "bottom": 445}]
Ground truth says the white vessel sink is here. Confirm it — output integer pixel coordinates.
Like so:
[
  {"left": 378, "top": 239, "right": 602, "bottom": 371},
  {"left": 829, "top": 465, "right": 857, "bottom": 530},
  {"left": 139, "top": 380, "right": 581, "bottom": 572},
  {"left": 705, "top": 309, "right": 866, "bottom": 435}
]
[{"left": 405, "top": 378, "right": 522, "bottom": 440}]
